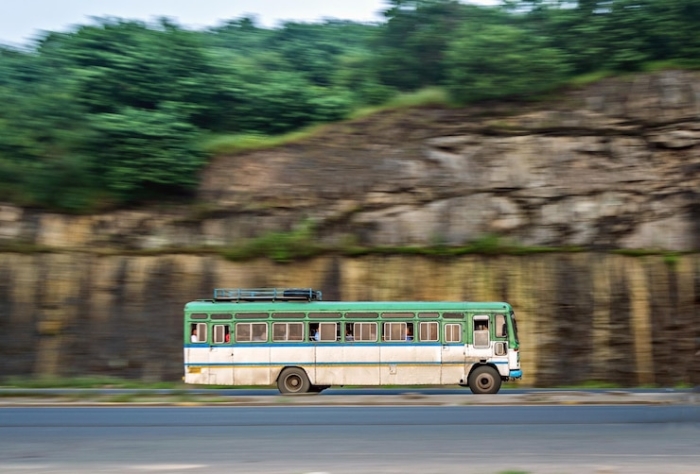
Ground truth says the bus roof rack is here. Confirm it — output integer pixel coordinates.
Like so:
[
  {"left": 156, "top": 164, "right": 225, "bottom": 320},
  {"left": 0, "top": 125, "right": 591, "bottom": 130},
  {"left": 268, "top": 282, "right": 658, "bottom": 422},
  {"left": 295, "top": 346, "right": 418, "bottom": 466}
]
[{"left": 213, "top": 288, "right": 322, "bottom": 302}]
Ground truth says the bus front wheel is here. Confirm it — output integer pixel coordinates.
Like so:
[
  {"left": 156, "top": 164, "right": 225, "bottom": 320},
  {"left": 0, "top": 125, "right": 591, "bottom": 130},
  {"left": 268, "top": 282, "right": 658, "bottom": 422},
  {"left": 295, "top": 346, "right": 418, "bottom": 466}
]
[
  {"left": 278, "top": 367, "right": 311, "bottom": 394},
  {"left": 468, "top": 365, "right": 501, "bottom": 394}
]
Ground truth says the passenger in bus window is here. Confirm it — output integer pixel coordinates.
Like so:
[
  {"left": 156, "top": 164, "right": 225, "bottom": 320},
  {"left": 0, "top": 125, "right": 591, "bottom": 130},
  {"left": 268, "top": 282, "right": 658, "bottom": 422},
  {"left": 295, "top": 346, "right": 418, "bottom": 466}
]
[
  {"left": 191, "top": 327, "right": 198, "bottom": 343},
  {"left": 345, "top": 326, "right": 354, "bottom": 342},
  {"left": 405, "top": 325, "right": 413, "bottom": 341},
  {"left": 313, "top": 327, "right": 320, "bottom": 341}
]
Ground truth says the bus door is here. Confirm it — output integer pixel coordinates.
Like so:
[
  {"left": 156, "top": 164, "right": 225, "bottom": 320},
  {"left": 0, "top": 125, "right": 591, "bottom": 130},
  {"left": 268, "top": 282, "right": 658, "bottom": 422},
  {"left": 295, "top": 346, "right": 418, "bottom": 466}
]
[
  {"left": 186, "top": 321, "right": 208, "bottom": 384},
  {"left": 440, "top": 320, "right": 465, "bottom": 384},
  {"left": 468, "top": 315, "right": 493, "bottom": 361},
  {"left": 491, "top": 313, "right": 510, "bottom": 376},
  {"left": 210, "top": 324, "right": 234, "bottom": 385}
]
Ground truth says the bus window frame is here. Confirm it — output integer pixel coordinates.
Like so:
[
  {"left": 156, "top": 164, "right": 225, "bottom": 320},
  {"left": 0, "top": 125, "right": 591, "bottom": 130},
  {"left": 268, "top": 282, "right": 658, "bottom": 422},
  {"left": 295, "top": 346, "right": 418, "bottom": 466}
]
[
  {"left": 495, "top": 313, "right": 507, "bottom": 338},
  {"left": 383, "top": 322, "right": 408, "bottom": 342},
  {"left": 444, "top": 322, "right": 462, "bottom": 343},
  {"left": 192, "top": 322, "right": 207, "bottom": 343},
  {"left": 419, "top": 321, "right": 439, "bottom": 342},
  {"left": 473, "top": 315, "right": 490, "bottom": 348},
  {"left": 235, "top": 322, "right": 268, "bottom": 343},
  {"left": 272, "top": 322, "right": 304, "bottom": 342},
  {"left": 319, "top": 322, "right": 338, "bottom": 342},
  {"left": 213, "top": 324, "right": 231, "bottom": 344},
  {"left": 353, "top": 322, "right": 377, "bottom": 342}
]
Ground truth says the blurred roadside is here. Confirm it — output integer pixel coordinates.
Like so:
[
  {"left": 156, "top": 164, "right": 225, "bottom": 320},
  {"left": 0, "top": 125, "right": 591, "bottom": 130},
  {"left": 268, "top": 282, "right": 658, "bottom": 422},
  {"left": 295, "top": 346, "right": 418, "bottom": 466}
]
[{"left": 0, "top": 388, "right": 697, "bottom": 407}]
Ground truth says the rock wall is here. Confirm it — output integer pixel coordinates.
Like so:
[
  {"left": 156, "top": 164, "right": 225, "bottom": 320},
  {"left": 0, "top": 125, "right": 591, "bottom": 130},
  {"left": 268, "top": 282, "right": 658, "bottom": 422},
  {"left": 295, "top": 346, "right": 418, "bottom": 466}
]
[
  {"left": 1, "top": 252, "right": 698, "bottom": 387},
  {"left": 1, "top": 71, "right": 699, "bottom": 252}
]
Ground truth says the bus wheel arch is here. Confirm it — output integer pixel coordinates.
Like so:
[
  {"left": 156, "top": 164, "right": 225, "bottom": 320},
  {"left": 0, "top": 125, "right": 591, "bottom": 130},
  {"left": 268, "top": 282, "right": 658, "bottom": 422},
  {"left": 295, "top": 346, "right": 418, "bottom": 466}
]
[
  {"left": 467, "top": 364, "right": 502, "bottom": 395},
  {"left": 277, "top": 366, "right": 311, "bottom": 394}
]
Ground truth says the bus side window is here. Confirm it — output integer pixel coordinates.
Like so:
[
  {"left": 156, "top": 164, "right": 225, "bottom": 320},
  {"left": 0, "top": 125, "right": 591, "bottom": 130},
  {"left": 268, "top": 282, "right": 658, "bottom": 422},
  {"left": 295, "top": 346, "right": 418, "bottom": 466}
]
[
  {"left": 213, "top": 325, "right": 230, "bottom": 344},
  {"left": 419, "top": 321, "right": 438, "bottom": 342},
  {"left": 191, "top": 323, "right": 207, "bottom": 343},
  {"left": 495, "top": 314, "right": 507, "bottom": 338},
  {"left": 309, "top": 323, "right": 320, "bottom": 341},
  {"left": 354, "top": 322, "right": 377, "bottom": 342},
  {"left": 444, "top": 323, "right": 462, "bottom": 343},
  {"left": 344, "top": 323, "right": 354, "bottom": 342},
  {"left": 473, "top": 316, "right": 490, "bottom": 348},
  {"left": 383, "top": 322, "right": 405, "bottom": 341},
  {"left": 273, "top": 322, "right": 304, "bottom": 342},
  {"left": 236, "top": 322, "right": 267, "bottom": 342},
  {"left": 252, "top": 323, "right": 267, "bottom": 342},
  {"left": 319, "top": 322, "right": 337, "bottom": 342}
]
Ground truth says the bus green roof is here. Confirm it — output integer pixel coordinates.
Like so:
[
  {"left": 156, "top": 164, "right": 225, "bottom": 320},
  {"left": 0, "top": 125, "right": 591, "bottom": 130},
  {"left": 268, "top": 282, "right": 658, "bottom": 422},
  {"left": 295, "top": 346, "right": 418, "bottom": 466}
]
[{"left": 185, "top": 300, "right": 512, "bottom": 313}]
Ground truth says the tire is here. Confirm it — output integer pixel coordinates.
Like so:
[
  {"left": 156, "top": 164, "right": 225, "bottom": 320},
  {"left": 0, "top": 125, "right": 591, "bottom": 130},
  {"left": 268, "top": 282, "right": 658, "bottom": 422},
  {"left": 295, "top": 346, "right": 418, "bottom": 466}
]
[
  {"left": 277, "top": 367, "right": 311, "bottom": 394},
  {"left": 468, "top": 365, "right": 502, "bottom": 394}
]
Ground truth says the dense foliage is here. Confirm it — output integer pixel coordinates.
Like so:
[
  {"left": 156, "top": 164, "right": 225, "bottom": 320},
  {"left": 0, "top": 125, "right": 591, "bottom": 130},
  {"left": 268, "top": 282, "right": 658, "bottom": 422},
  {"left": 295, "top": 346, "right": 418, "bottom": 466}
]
[{"left": 0, "top": 0, "right": 697, "bottom": 211}]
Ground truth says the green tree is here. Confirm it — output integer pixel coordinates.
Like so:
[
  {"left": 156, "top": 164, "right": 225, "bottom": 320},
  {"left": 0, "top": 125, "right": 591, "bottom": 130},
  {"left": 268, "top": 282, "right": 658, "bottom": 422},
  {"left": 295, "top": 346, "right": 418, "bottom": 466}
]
[
  {"left": 41, "top": 18, "right": 222, "bottom": 124},
  {"left": 87, "top": 107, "right": 205, "bottom": 202},
  {"left": 332, "top": 51, "right": 396, "bottom": 105},
  {"left": 506, "top": 0, "right": 700, "bottom": 73},
  {"left": 373, "top": 0, "right": 473, "bottom": 90},
  {"left": 444, "top": 23, "right": 570, "bottom": 103},
  {"left": 236, "top": 70, "right": 353, "bottom": 134},
  {"left": 0, "top": 47, "right": 96, "bottom": 210}
]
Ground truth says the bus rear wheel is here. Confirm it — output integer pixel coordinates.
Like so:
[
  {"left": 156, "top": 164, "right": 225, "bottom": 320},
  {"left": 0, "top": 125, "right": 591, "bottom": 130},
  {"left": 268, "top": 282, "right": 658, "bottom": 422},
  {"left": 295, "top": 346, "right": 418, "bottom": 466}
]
[
  {"left": 468, "top": 365, "right": 501, "bottom": 394},
  {"left": 278, "top": 367, "right": 311, "bottom": 394}
]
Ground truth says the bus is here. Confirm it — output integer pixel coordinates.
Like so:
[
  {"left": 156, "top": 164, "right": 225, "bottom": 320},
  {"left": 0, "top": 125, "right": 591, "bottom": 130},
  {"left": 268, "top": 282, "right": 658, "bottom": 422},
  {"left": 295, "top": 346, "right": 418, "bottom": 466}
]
[{"left": 183, "top": 288, "right": 521, "bottom": 394}]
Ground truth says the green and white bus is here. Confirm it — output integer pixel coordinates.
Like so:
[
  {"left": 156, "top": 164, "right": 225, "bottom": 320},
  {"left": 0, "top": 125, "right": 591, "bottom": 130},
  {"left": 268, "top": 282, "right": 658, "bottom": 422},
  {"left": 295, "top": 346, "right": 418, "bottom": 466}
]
[{"left": 183, "top": 288, "right": 521, "bottom": 394}]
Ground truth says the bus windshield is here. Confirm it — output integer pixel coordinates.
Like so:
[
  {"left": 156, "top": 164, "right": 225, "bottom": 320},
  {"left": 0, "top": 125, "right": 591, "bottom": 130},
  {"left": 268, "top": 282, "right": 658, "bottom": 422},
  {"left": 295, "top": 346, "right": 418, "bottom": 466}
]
[{"left": 511, "top": 313, "right": 519, "bottom": 344}]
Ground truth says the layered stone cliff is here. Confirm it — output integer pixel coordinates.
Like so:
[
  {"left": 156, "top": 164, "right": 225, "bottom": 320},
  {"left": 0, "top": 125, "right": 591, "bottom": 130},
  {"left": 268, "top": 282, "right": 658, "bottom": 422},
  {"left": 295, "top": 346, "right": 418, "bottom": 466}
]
[{"left": 1, "top": 71, "right": 699, "bottom": 385}]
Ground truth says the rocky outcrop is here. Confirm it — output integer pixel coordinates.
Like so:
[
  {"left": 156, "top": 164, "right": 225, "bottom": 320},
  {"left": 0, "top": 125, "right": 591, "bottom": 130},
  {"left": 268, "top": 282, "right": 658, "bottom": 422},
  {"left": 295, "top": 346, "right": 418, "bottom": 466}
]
[{"left": 1, "top": 71, "right": 700, "bottom": 252}]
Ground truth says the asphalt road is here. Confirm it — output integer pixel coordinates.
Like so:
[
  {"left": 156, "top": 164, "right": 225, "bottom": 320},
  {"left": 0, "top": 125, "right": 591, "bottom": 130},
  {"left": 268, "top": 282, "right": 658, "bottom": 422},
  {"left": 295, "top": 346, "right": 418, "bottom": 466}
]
[{"left": 1, "top": 405, "right": 699, "bottom": 474}]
